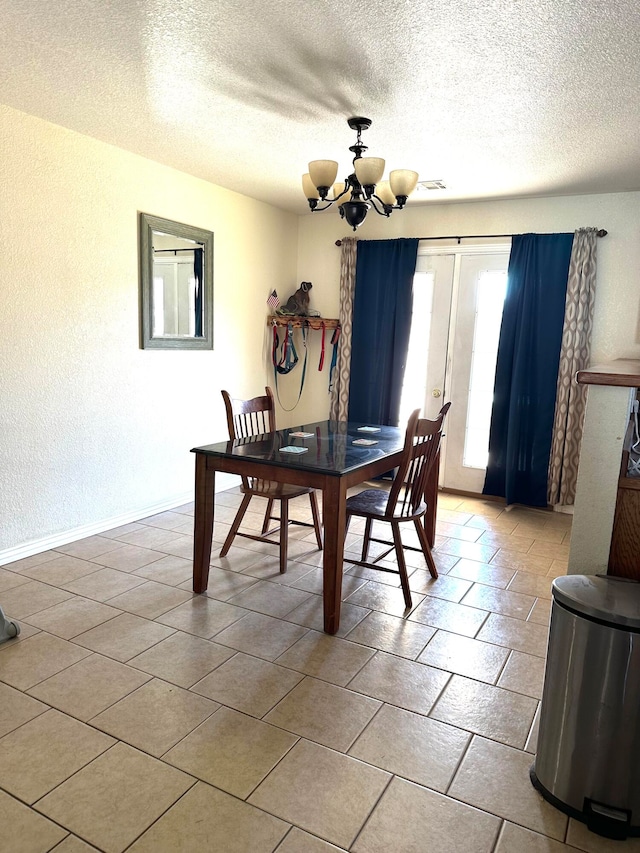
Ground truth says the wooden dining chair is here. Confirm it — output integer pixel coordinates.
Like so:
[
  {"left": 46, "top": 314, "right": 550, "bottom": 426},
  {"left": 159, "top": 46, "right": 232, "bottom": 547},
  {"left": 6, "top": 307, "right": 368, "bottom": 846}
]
[
  {"left": 219, "top": 387, "right": 323, "bottom": 573},
  {"left": 344, "top": 402, "right": 451, "bottom": 608}
]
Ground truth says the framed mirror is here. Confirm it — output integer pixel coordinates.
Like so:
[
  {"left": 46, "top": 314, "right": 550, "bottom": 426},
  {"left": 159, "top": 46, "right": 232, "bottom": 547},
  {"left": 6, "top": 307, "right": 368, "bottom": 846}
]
[{"left": 139, "top": 213, "right": 214, "bottom": 349}]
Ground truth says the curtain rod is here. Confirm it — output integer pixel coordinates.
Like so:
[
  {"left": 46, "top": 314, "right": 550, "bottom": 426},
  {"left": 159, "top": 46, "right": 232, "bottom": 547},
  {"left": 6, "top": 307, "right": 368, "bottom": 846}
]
[
  {"left": 154, "top": 248, "right": 199, "bottom": 253},
  {"left": 334, "top": 229, "right": 607, "bottom": 247}
]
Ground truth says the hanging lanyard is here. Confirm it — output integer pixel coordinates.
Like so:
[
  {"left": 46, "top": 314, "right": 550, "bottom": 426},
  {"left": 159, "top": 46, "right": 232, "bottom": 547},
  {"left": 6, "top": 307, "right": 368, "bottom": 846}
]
[
  {"left": 329, "top": 327, "right": 341, "bottom": 392},
  {"left": 318, "top": 322, "right": 326, "bottom": 371},
  {"left": 273, "top": 323, "right": 308, "bottom": 411}
]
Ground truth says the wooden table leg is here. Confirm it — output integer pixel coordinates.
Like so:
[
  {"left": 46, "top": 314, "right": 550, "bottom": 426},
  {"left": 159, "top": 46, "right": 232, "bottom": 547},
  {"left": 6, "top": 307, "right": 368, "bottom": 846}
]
[
  {"left": 322, "top": 477, "right": 347, "bottom": 634},
  {"left": 424, "top": 450, "right": 440, "bottom": 548},
  {"left": 193, "top": 454, "right": 215, "bottom": 593}
]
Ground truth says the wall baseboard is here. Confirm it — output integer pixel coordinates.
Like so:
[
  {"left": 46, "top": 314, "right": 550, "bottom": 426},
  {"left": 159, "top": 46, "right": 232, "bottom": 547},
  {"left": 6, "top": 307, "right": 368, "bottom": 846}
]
[{"left": 0, "top": 473, "right": 241, "bottom": 567}]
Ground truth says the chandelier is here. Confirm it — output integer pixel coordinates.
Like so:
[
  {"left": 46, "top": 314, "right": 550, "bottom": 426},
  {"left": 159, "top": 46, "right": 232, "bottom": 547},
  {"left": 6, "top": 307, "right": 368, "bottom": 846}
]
[{"left": 301, "top": 117, "right": 419, "bottom": 231}]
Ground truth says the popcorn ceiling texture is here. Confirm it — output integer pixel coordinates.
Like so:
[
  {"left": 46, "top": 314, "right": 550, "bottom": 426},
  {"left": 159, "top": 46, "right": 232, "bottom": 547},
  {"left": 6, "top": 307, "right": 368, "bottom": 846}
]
[{"left": 0, "top": 0, "right": 639, "bottom": 213}]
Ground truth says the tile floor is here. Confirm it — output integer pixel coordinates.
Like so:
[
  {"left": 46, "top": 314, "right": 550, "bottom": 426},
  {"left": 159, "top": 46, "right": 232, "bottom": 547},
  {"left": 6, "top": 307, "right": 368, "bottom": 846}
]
[{"left": 0, "top": 489, "right": 634, "bottom": 852}]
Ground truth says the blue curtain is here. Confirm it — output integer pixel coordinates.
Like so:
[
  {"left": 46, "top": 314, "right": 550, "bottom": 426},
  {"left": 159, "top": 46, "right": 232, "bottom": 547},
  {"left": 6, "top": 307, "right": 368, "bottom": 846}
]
[
  {"left": 483, "top": 233, "right": 574, "bottom": 506},
  {"left": 348, "top": 238, "right": 419, "bottom": 426}
]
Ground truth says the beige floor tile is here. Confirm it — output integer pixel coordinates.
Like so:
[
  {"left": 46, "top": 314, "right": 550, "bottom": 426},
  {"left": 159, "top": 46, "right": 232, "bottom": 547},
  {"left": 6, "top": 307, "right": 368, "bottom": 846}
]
[
  {"left": 548, "top": 561, "right": 569, "bottom": 579},
  {"left": 164, "top": 706, "right": 297, "bottom": 797},
  {"left": 90, "top": 677, "right": 218, "bottom": 756},
  {"left": 525, "top": 702, "right": 541, "bottom": 754},
  {"left": 127, "top": 630, "right": 234, "bottom": 687},
  {"left": 133, "top": 554, "right": 193, "bottom": 586},
  {"left": 449, "top": 736, "right": 568, "bottom": 840},
  {"left": 73, "top": 612, "right": 175, "bottom": 661},
  {"left": 528, "top": 598, "right": 552, "bottom": 625},
  {"left": 291, "top": 567, "right": 367, "bottom": 598},
  {"left": 418, "top": 630, "right": 510, "bottom": 684},
  {"left": 344, "top": 579, "right": 424, "bottom": 617},
  {"left": 461, "top": 584, "right": 536, "bottom": 620},
  {"left": 465, "top": 515, "right": 518, "bottom": 533},
  {"left": 3, "top": 551, "right": 60, "bottom": 573},
  {"left": 99, "top": 522, "right": 147, "bottom": 540},
  {"left": 0, "top": 789, "right": 67, "bottom": 852},
  {"left": 0, "top": 566, "right": 30, "bottom": 592},
  {"left": 104, "top": 580, "right": 192, "bottom": 618},
  {"left": 529, "top": 540, "right": 571, "bottom": 561},
  {"left": 456, "top": 499, "right": 505, "bottom": 518},
  {"left": 249, "top": 738, "right": 390, "bottom": 849},
  {"left": 0, "top": 632, "right": 90, "bottom": 690},
  {"left": 436, "top": 521, "right": 483, "bottom": 542},
  {"left": 127, "top": 780, "right": 289, "bottom": 853},
  {"left": 476, "top": 613, "right": 550, "bottom": 657},
  {"left": 139, "top": 510, "right": 190, "bottom": 530},
  {"left": 194, "top": 565, "right": 260, "bottom": 599},
  {"left": 496, "top": 822, "right": 577, "bottom": 851},
  {"left": 438, "top": 539, "right": 499, "bottom": 563},
  {"left": 51, "top": 835, "right": 102, "bottom": 852},
  {"left": 515, "top": 524, "right": 566, "bottom": 544},
  {"left": 265, "top": 676, "right": 381, "bottom": 752},
  {"left": 227, "top": 580, "right": 313, "bottom": 618},
  {"left": 498, "top": 650, "right": 547, "bottom": 699},
  {"left": 153, "top": 534, "right": 196, "bottom": 559},
  {"left": 210, "top": 548, "right": 265, "bottom": 573},
  {"left": 156, "top": 595, "right": 248, "bottom": 638},
  {"left": 352, "top": 775, "right": 500, "bottom": 853},
  {"left": 28, "top": 652, "right": 151, "bottom": 720},
  {"left": 117, "top": 526, "right": 183, "bottom": 550},
  {"left": 478, "top": 530, "right": 536, "bottom": 552},
  {"left": 62, "top": 568, "right": 147, "bottom": 601},
  {"left": 566, "top": 818, "right": 640, "bottom": 851},
  {"left": 430, "top": 674, "right": 538, "bottom": 748},
  {"left": 0, "top": 580, "right": 73, "bottom": 619},
  {"left": 192, "top": 652, "right": 303, "bottom": 716},
  {"left": 284, "top": 594, "right": 370, "bottom": 638},
  {"left": 409, "top": 596, "right": 489, "bottom": 637},
  {"left": 0, "top": 681, "right": 48, "bottom": 737},
  {"left": 20, "top": 555, "right": 103, "bottom": 586},
  {"left": 25, "top": 597, "right": 122, "bottom": 640},
  {"left": 36, "top": 742, "right": 195, "bottom": 853},
  {"left": 507, "top": 572, "right": 554, "bottom": 598},
  {"left": 276, "top": 827, "right": 346, "bottom": 852},
  {"left": 345, "top": 610, "right": 436, "bottom": 659},
  {"left": 275, "top": 631, "right": 375, "bottom": 687},
  {"left": 491, "top": 549, "right": 554, "bottom": 574},
  {"left": 54, "top": 536, "right": 125, "bottom": 561},
  {"left": 240, "top": 557, "right": 319, "bottom": 586},
  {"left": 90, "top": 544, "right": 165, "bottom": 572},
  {"left": 448, "top": 559, "right": 516, "bottom": 589},
  {"left": 213, "top": 611, "right": 309, "bottom": 660},
  {"left": 348, "top": 651, "right": 450, "bottom": 715},
  {"left": 350, "top": 703, "right": 470, "bottom": 792},
  {"left": 0, "top": 708, "right": 114, "bottom": 803},
  {"left": 409, "top": 572, "right": 473, "bottom": 602}
]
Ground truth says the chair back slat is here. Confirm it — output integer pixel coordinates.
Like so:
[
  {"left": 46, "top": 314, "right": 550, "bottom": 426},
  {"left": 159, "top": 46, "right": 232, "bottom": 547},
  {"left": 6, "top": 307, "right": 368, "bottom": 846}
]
[
  {"left": 385, "top": 402, "right": 451, "bottom": 519},
  {"left": 222, "top": 387, "right": 276, "bottom": 441}
]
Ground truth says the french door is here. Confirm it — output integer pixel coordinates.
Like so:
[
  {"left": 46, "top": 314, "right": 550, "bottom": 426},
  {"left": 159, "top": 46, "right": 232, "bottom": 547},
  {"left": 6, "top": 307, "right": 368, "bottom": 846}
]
[{"left": 399, "top": 246, "right": 510, "bottom": 493}]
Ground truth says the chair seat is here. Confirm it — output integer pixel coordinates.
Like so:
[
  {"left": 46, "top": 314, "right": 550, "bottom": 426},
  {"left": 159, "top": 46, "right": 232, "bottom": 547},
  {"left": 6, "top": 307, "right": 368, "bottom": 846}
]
[
  {"left": 242, "top": 479, "right": 315, "bottom": 500},
  {"left": 346, "top": 489, "right": 426, "bottom": 521}
]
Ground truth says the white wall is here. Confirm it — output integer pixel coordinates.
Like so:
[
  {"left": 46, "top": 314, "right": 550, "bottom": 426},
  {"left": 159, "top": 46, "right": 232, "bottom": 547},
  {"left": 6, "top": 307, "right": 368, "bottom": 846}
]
[
  {"left": 292, "top": 191, "right": 640, "bottom": 425},
  {"left": 0, "top": 105, "right": 298, "bottom": 558}
]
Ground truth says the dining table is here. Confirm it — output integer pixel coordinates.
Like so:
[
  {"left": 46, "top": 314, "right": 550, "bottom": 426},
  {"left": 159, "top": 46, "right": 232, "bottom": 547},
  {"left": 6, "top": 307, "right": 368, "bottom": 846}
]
[{"left": 191, "top": 419, "right": 439, "bottom": 635}]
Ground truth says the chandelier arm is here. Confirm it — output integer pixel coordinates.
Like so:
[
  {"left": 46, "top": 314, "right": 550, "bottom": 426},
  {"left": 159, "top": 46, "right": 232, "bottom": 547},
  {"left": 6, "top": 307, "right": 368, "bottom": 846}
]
[
  {"left": 368, "top": 194, "right": 393, "bottom": 217},
  {"left": 309, "top": 200, "right": 336, "bottom": 212}
]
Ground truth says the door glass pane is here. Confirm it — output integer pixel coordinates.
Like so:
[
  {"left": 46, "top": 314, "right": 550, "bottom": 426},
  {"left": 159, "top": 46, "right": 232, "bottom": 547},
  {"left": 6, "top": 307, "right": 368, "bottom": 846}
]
[
  {"left": 398, "top": 271, "right": 434, "bottom": 426},
  {"left": 463, "top": 270, "right": 508, "bottom": 468}
]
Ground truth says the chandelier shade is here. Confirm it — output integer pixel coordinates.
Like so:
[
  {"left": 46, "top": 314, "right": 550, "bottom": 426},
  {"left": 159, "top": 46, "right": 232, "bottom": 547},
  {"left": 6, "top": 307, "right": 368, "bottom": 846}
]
[{"left": 301, "top": 117, "right": 418, "bottom": 230}]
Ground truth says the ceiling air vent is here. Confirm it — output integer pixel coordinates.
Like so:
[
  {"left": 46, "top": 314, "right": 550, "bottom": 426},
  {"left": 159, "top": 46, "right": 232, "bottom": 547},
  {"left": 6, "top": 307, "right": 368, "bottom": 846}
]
[{"left": 416, "top": 180, "right": 446, "bottom": 191}]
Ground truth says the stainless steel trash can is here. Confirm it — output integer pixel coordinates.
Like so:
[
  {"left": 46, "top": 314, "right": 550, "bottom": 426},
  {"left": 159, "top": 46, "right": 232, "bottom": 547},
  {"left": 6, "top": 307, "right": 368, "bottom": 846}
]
[{"left": 531, "top": 575, "right": 640, "bottom": 839}]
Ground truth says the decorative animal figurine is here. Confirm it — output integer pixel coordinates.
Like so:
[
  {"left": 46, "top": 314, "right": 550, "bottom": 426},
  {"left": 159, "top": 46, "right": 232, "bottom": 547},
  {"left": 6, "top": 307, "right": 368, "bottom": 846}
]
[{"left": 279, "top": 281, "right": 312, "bottom": 316}]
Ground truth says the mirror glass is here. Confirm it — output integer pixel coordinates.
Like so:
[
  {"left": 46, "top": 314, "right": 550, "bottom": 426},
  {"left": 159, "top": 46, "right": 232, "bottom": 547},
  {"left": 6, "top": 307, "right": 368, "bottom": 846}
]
[{"left": 139, "top": 213, "right": 214, "bottom": 349}]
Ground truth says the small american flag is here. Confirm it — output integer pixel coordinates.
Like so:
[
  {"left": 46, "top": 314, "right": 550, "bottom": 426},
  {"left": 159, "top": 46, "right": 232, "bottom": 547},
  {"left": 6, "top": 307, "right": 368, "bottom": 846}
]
[{"left": 267, "top": 289, "right": 281, "bottom": 310}]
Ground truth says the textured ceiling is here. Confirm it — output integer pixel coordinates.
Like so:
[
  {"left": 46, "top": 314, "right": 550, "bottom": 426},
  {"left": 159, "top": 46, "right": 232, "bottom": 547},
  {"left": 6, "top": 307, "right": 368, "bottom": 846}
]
[{"left": 1, "top": 0, "right": 639, "bottom": 213}]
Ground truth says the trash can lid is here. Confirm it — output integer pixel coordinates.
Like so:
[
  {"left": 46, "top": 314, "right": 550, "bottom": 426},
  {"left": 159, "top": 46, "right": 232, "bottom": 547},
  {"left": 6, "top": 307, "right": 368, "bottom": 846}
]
[{"left": 552, "top": 575, "right": 640, "bottom": 630}]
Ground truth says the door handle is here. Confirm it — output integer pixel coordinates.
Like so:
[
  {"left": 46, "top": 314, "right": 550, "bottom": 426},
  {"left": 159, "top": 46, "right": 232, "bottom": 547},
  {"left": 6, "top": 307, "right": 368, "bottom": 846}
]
[{"left": 432, "top": 389, "right": 442, "bottom": 398}]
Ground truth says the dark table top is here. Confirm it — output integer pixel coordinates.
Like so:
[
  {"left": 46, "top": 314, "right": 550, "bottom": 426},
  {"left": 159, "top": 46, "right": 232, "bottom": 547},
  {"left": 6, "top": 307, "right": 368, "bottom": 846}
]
[{"left": 191, "top": 420, "right": 405, "bottom": 477}]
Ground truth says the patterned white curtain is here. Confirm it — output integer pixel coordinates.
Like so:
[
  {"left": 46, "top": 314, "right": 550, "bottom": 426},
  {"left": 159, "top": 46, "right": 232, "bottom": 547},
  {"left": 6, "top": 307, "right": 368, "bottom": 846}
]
[
  {"left": 547, "top": 228, "right": 598, "bottom": 506},
  {"left": 329, "top": 238, "right": 357, "bottom": 421}
]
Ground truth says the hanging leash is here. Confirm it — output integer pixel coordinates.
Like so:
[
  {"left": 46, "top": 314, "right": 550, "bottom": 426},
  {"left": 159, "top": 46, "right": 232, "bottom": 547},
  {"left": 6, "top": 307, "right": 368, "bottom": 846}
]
[
  {"left": 318, "top": 322, "right": 326, "bottom": 372},
  {"left": 272, "top": 322, "right": 308, "bottom": 411}
]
